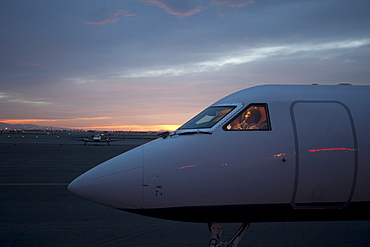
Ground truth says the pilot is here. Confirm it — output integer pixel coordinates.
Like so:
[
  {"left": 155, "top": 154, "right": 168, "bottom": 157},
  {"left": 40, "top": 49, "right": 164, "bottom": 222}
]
[{"left": 234, "top": 108, "right": 261, "bottom": 130}]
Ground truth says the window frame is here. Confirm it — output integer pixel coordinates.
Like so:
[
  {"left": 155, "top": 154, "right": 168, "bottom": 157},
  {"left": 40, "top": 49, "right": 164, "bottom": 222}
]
[
  {"left": 175, "top": 103, "right": 244, "bottom": 134},
  {"left": 223, "top": 103, "right": 272, "bottom": 131},
  {"left": 178, "top": 106, "right": 236, "bottom": 130}
]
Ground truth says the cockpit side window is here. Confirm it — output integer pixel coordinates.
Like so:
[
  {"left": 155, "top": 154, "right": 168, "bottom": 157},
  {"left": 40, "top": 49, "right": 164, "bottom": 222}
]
[
  {"left": 224, "top": 104, "right": 271, "bottom": 131},
  {"left": 178, "top": 106, "right": 236, "bottom": 130}
]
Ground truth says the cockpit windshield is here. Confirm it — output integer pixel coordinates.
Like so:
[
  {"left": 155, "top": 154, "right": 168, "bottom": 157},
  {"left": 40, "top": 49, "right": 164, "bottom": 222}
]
[{"left": 178, "top": 106, "right": 236, "bottom": 130}]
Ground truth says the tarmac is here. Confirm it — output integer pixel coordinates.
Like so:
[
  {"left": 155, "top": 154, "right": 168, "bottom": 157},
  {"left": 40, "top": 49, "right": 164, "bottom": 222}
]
[{"left": 1, "top": 131, "right": 369, "bottom": 247}]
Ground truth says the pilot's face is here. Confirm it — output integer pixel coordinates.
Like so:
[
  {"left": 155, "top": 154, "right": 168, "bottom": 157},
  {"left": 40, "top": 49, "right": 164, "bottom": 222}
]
[{"left": 245, "top": 111, "right": 254, "bottom": 123}]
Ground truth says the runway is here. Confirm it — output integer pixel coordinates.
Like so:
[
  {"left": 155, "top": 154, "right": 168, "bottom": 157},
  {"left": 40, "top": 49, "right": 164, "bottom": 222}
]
[{"left": 1, "top": 132, "right": 369, "bottom": 246}]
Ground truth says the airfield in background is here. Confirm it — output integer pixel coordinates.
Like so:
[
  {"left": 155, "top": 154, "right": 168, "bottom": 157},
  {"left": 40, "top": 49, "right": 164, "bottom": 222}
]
[{"left": 0, "top": 131, "right": 369, "bottom": 246}]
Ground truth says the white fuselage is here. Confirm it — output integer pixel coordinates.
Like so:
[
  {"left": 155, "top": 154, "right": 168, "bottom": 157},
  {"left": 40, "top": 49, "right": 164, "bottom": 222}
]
[
  {"left": 69, "top": 84, "right": 370, "bottom": 222},
  {"left": 93, "top": 134, "right": 101, "bottom": 141}
]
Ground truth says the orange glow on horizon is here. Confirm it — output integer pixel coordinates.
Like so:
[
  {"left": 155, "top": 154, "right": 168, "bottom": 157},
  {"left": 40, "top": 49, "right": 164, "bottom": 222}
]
[
  {"left": 0, "top": 119, "right": 180, "bottom": 131},
  {"left": 76, "top": 124, "right": 180, "bottom": 131}
]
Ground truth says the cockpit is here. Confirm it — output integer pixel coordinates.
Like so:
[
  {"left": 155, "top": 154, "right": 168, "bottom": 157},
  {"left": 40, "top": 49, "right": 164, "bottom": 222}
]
[{"left": 177, "top": 103, "right": 271, "bottom": 133}]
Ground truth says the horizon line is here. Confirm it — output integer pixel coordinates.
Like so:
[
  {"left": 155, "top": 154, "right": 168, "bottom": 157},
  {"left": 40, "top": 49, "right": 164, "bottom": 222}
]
[{"left": 0, "top": 120, "right": 180, "bottom": 132}]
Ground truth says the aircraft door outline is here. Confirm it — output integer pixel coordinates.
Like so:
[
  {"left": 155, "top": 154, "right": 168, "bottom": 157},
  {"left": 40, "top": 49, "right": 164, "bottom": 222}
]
[{"left": 290, "top": 100, "right": 358, "bottom": 209}]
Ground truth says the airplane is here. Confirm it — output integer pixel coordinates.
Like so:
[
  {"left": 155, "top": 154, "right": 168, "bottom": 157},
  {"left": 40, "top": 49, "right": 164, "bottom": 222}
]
[
  {"left": 68, "top": 84, "right": 370, "bottom": 246},
  {"left": 80, "top": 134, "right": 116, "bottom": 145}
]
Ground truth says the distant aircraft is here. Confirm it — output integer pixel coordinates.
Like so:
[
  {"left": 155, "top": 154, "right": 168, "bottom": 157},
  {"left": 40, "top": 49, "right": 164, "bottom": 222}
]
[
  {"left": 69, "top": 84, "right": 370, "bottom": 246},
  {"left": 81, "top": 134, "right": 116, "bottom": 145}
]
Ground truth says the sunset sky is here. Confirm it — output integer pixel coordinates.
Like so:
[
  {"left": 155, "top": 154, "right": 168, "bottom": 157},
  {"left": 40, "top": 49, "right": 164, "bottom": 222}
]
[{"left": 1, "top": 0, "right": 370, "bottom": 131}]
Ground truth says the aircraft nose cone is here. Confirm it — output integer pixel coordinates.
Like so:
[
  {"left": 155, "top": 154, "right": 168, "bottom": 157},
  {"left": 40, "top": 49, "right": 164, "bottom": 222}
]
[{"left": 68, "top": 147, "right": 143, "bottom": 209}]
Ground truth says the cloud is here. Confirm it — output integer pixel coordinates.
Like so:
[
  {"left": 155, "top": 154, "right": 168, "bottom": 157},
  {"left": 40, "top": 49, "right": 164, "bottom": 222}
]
[
  {"left": 73, "top": 117, "right": 112, "bottom": 121},
  {"left": 85, "top": 9, "right": 136, "bottom": 25},
  {"left": 0, "top": 117, "right": 111, "bottom": 124},
  {"left": 212, "top": 0, "right": 255, "bottom": 8},
  {"left": 19, "top": 62, "right": 41, "bottom": 67},
  {"left": 0, "top": 119, "right": 59, "bottom": 124},
  {"left": 0, "top": 92, "right": 51, "bottom": 105},
  {"left": 122, "top": 39, "right": 370, "bottom": 78},
  {"left": 8, "top": 99, "right": 51, "bottom": 105},
  {"left": 0, "top": 92, "right": 7, "bottom": 99},
  {"left": 19, "top": 62, "right": 48, "bottom": 68},
  {"left": 143, "top": 0, "right": 204, "bottom": 18}
]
